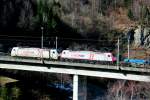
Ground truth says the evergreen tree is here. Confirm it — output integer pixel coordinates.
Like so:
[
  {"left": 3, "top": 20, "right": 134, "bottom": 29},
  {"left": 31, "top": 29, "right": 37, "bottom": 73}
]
[
  {"left": 124, "top": 0, "right": 132, "bottom": 7},
  {"left": 127, "top": 9, "right": 134, "bottom": 20},
  {"left": 140, "top": 5, "right": 149, "bottom": 26},
  {"left": 35, "top": 0, "right": 61, "bottom": 33}
]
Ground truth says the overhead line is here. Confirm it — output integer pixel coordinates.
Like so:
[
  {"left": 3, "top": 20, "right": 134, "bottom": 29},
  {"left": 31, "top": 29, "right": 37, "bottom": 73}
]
[{"left": 0, "top": 35, "right": 141, "bottom": 42}]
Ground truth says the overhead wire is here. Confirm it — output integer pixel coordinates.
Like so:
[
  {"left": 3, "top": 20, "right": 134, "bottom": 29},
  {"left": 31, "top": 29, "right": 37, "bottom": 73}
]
[{"left": 0, "top": 35, "right": 142, "bottom": 42}]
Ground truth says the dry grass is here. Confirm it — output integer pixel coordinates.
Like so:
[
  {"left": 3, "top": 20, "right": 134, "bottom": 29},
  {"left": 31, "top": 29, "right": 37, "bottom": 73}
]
[{"left": 0, "top": 76, "right": 18, "bottom": 86}]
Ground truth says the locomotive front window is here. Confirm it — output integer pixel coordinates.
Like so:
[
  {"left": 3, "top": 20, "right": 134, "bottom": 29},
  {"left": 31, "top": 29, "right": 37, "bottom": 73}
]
[
  {"left": 108, "top": 55, "right": 110, "bottom": 57},
  {"left": 53, "top": 51, "right": 55, "bottom": 54}
]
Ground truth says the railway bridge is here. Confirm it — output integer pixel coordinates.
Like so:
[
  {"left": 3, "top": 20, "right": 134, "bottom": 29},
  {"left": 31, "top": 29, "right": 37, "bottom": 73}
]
[{"left": 0, "top": 56, "right": 150, "bottom": 100}]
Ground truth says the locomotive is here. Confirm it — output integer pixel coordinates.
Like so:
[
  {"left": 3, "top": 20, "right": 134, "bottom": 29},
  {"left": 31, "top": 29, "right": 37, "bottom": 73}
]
[
  {"left": 61, "top": 50, "right": 116, "bottom": 62},
  {"left": 10, "top": 47, "right": 117, "bottom": 63},
  {"left": 11, "top": 47, "right": 59, "bottom": 59}
]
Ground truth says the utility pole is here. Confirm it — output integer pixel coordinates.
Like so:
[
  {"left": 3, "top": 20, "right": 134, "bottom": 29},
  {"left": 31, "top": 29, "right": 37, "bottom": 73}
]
[
  {"left": 56, "top": 36, "right": 58, "bottom": 50},
  {"left": 128, "top": 38, "right": 130, "bottom": 59},
  {"left": 41, "top": 27, "right": 44, "bottom": 48},
  {"left": 41, "top": 26, "right": 44, "bottom": 63},
  {"left": 117, "top": 38, "right": 120, "bottom": 68}
]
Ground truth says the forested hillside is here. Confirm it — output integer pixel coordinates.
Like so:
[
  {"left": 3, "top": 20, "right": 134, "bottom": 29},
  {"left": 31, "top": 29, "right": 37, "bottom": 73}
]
[{"left": 0, "top": 0, "right": 150, "bottom": 48}]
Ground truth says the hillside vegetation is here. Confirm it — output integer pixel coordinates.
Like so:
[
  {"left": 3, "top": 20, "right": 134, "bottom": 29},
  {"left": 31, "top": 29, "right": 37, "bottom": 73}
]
[
  {"left": 59, "top": 0, "right": 150, "bottom": 56},
  {"left": 0, "top": 0, "right": 149, "bottom": 50}
]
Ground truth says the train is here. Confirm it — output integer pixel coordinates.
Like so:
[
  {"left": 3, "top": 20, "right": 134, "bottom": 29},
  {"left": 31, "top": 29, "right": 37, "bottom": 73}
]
[
  {"left": 10, "top": 47, "right": 117, "bottom": 63},
  {"left": 10, "top": 47, "right": 150, "bottom": 66}
]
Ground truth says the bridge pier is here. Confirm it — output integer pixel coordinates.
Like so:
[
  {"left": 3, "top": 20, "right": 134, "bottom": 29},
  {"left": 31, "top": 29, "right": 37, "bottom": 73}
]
[
  {"left": 73, "top": 75, "right": 87, "bottom": 100},
  {"left": 73, "top": 74, "right": 78, "bottom": 100}
]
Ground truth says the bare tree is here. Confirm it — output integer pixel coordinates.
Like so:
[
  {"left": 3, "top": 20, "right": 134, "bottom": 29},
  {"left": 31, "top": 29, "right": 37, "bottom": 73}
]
[
  {"left": 106, "top": 80, "right": 150, "bottom": 100},
  {"left": 17, "top": 0, "right": 34, "bottom": 30},
  {"left": 1, "top": 1, "right": 14, "bottom": 27}
]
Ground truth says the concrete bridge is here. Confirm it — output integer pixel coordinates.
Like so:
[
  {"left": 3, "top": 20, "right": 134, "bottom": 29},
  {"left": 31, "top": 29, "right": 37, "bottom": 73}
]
[{"left": 0, "top": 56, "right": 150, "bottom": 100}]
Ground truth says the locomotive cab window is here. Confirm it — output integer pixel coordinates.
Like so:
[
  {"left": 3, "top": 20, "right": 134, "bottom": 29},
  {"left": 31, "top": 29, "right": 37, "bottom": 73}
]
[
  {"left": 53, "top": 51, "right": 55, "bottom": 54},
  {"left": 108, "top": 55, "right": 111, "bottom": 57}
]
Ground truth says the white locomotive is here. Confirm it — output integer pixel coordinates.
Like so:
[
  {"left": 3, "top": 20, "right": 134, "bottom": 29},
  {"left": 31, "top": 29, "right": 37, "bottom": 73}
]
[
  {"left": 11, "top": 47, "right": 59, "bottom": 60},
  {"left": 61, "top": 50, "right": 116, "bottom": 62},
  {"left": 11, "top": 47, "right": 116, "bottom": 63}
]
